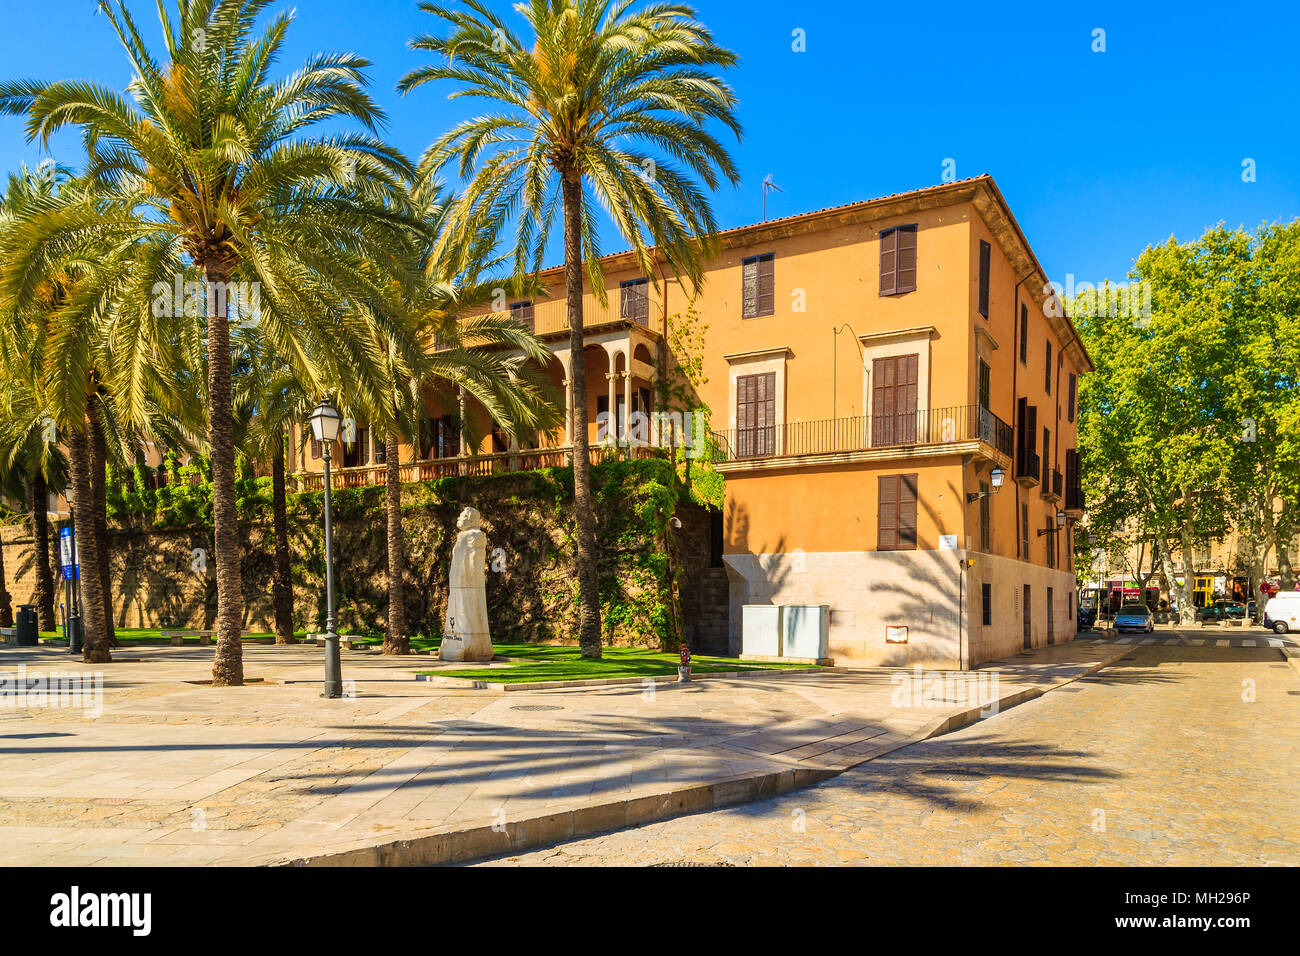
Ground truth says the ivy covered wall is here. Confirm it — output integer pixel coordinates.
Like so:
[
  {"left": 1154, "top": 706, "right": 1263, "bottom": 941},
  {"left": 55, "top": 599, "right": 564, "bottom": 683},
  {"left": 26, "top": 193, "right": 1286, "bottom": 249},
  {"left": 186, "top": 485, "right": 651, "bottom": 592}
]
[{"left": 0, "top": 458, "right": 686, "bottom": 648}]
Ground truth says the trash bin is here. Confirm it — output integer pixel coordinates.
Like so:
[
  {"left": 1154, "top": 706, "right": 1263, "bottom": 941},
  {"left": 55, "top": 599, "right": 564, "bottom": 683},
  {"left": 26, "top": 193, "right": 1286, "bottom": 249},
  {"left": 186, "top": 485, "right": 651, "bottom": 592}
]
[{"left": 15, "top": 604, "right": 38, "bottom": 646}]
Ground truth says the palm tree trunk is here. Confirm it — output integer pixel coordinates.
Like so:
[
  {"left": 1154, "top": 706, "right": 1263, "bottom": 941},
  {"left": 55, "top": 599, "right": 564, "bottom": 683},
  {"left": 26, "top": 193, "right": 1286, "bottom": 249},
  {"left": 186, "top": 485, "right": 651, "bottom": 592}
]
[
  {"left": 69, "top": 421, "right": 111, "bottom": 664},
  {"left": 89, "top": 404, "right": 116, "bottom": 647},
  {"left": 383, "top": 429, "right": 408, "bottom": 655},
  {"left": 561, "top": 172, "right": 602, "bottom": 659},
  {"left": 206, "top": 265, "right": 245, "bottom": 685},
  {"left": 27, "top": 474, "right": 55, "bottom": 632},
  {"left": 271, "top": 437, "right": 295, "bottom": 644}
]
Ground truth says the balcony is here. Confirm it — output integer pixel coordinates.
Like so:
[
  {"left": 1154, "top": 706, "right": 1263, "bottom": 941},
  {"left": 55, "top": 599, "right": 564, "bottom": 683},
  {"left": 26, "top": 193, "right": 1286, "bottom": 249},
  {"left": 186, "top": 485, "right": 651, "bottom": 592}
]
[
  {"left": 709, "top": 404, "right": 1012, "bottom": 470},
  {"left": 291, "top": 444, "right": 662, "bottom": 491},
  {"left": 1044, "top": 468, "right": 1063, "bottom": 501},
  {"left": 1065, "top": 476, "right": 1085, "bottom": 514},
  {"left": 1015, "top": 448, "right": 1040, "bottom": 487}
]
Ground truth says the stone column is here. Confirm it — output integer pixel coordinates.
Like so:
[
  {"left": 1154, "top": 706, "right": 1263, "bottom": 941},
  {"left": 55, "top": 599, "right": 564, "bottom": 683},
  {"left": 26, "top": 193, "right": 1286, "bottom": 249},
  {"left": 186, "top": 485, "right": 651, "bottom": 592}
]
[
  {"left": 606, "top": 370, "right": 617, "bottom": 444},
  {"left": 622, "top": 369, "right": 633, "bottom": 444}
]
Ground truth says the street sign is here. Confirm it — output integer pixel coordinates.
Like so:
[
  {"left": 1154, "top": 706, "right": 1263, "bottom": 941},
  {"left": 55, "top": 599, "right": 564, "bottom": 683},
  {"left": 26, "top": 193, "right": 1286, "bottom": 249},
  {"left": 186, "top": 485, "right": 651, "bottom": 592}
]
[{"left": 59, "top": 526, "right": 78, "bottom": 581}]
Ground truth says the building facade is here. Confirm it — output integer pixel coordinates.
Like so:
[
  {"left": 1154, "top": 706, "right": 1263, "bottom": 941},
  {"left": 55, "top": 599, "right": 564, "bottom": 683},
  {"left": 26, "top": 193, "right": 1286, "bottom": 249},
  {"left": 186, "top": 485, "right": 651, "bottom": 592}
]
[{"left": 292, "top": 175, "right": 1091, "bottom": 669}]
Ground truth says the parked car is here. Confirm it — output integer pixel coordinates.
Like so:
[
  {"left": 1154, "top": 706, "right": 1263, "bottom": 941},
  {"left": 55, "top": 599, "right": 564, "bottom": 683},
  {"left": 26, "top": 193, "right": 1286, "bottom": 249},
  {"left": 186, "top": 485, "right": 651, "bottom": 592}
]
[
  {"left": 1263, "top": 591, "right": 1300, "bottom": 635},
  {"left": 1196, "top": 600, "right": 1247, "bottom": 622},
  {"left": 1114, "top": 603, "right": 1154, "bottom": 633}
]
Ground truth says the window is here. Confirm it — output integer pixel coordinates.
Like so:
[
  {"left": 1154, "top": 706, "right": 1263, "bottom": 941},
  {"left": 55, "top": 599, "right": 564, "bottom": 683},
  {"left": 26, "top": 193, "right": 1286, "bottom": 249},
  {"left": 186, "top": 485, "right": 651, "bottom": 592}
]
[
  {"left": 979, "top": 481, "right": 991, "bottom": 552},
  {"left": 871, "top": 354, "right": 919, "bottom": 447},
  {"left": 310, "top": 434, "right": 321, "bottom": 460},
  {"left": 374, "top": 433, "right": 386, "bottom": 464},
  {"left": 422, "top": 415, "right": 460, "bottom": 460},
  {"left": 735, "top": 372, "right": 776, "bottom": 457},
  {"left": 977, "top": 359, "right": 991, "bottom": 410},
  {"left": 879, "top": 225, "right": 917, "bottom": 296},
  {"left": 1045, "top": 340, "right": 1053, "bottom": 394},
  {"left": 620, "top": 278, "right": 649, "bottom": 324},
  {"left": 978, "top": 240, "right": 990, "bottom": 317},
  {"left": 878, "top": 473, "right": 918, "bottom": 551},
  {"left": 1043, "top": 427, "right": 1050, "bottom": 485},
  {"left": 1046, "top": 527, "right": 1057, "bottom": 569},
  {"left": 1021, "top": 502, "right": 1030, "bottom": 560},
  {"left": 741, "top": 253, "right": 775, "bottom": 318},
  {"left": 1068, "top": 372, "right": 1077, "bottom": 423},
  {"left": 981, "top": 583, "right": 992, "bottom": 627},
  {"left": 1019, "top": 304, "right": 1028, "bottom": 364},
  {"left": 1069, "top": 591, "right": 1074, "bottom": 621},
  {"left": 509, "top": 300, "right": 534, "bottom": 330}
]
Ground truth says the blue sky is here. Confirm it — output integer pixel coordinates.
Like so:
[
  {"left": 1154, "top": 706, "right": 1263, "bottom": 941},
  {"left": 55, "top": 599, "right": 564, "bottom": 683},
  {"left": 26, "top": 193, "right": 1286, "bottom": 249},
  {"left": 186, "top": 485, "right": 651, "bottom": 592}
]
[{"left": 2, "top": 0, "right": 1296, "bottom": 284}]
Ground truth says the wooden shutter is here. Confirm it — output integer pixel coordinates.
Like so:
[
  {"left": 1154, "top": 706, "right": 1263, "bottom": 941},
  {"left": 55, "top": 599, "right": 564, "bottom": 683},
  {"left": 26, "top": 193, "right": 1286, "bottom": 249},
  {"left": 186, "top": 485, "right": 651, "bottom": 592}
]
[
  {"left": 1068, "top": 372, "right": 1077, "bottom": 422},
  {"left": 872, "top": 354, "right": 918, "bottom": 447},
  {"left": 978, "top": 359, "right": 991, "bottom": 410},
  {"left": 757, "top": 254, "right": 774, "bottom": 315},
  {"left": 980, "top": 481, "right": 991, "bottom": 551},
  {"left": 1045, "top": 341, "right": 1052, "bottom": 393},
  {"left": 880, "top": 226, "right": 916, "bottom": 296},
  {"left": 879, "top": 228, "right": 898, "bottom": 296},
  {"left": 978, "top": 240, "right": 990, "bottom": 317},
  {"left": 878, "top": 474, "right": 897, "bottom": 550},
  {"left": 621, "top": 280, "right": 649, "bottom": 323},
  {"left": 899, "top": 474, "right": 917, "bottom": 548},
  {"left": 896, "top": 226, "right": 916, "bottom": 293},
  {"left": 742, "top": 255, "right": 774, "bottom": 318},
  {"left": 1019, "top": 305, "right": 1028, "bottom": 364},
  {"left": 736, "top": 372, "right": 775, "bottom": 457},
  {"left": 510, "top": 300, "right": 534, "bottom": 332},
  {"left": 878, "top": 474, "right": 917, "bottom": 551}
]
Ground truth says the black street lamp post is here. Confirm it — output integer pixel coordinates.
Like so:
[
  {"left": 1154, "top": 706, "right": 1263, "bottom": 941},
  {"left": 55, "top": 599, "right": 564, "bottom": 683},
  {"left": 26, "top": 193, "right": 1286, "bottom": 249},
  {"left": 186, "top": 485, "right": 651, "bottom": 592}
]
[{"left": 310, "top": 399, "right": 344, "bottom": 699}]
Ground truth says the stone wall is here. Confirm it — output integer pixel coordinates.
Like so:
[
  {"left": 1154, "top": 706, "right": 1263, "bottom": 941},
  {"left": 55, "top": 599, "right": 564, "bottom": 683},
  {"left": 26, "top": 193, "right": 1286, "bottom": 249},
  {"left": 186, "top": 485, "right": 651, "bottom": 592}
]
[{"left": 0, "top": 459, "right": 694, "bottom": 648}]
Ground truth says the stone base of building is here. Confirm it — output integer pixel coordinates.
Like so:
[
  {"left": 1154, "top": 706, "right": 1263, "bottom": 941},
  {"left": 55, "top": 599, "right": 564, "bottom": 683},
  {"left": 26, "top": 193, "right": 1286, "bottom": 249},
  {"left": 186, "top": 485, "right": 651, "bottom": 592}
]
[{"left": 724, "top": 549, "right": 1077, "bottom": 670}]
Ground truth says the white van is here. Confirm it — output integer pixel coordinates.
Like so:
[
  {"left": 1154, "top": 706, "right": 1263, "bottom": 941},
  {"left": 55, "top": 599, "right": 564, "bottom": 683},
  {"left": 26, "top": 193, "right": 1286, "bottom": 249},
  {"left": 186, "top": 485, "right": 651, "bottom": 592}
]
[{"left": 1263, "top": 592, "right": 1300, "bottom": 634}]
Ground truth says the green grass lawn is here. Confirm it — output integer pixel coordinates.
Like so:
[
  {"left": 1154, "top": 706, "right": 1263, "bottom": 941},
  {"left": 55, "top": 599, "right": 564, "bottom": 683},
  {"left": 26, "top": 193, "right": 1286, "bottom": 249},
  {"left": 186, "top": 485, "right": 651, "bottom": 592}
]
[
  {"left": 420, "top": 644, "right": 814, "bottom": 684},
  {"left": 38, "top": 626, "right": 277, "bottom": 644}
]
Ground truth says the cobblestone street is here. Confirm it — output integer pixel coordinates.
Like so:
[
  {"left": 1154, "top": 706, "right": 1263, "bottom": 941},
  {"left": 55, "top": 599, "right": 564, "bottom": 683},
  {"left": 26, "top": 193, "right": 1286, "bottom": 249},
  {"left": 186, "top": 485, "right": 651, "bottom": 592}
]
[{"left": 480, "top": 638, "right": 1300, "bottom": 866}]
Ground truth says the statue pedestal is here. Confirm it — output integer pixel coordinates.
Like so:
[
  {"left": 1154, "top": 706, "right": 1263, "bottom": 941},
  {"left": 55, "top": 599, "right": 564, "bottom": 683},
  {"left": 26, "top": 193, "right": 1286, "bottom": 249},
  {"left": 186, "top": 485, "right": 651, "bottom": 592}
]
[{"left": 440, "top": 587, "right": 492, "bottom": 662}]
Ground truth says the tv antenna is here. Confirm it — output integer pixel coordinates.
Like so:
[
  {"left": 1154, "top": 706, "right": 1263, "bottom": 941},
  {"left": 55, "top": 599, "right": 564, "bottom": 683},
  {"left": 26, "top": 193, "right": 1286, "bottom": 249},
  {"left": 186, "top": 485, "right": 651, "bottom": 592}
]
[{"left": 761, "top": 174, "right": 784, "bottom": 221}]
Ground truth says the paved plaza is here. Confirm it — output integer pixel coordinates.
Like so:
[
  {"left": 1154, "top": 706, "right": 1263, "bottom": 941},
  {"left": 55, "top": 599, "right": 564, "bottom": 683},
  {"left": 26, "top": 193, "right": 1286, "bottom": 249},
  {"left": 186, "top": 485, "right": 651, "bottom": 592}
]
[
  {"left": 483, "top": 636, "right": 1300, "bottom": 866},
  {"left": 0, "top": 635, "right": 1141, "bottom": 865}
]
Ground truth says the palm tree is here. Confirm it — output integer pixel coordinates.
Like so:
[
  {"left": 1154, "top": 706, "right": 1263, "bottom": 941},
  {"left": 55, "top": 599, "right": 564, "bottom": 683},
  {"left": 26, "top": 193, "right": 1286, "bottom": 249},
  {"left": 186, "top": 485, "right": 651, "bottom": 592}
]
[
  {"left": 1, "top": 0, "right": 420, "bottom": 684},
  {"left": 360, "top": 179, "right": 561, "bottom": 655},
  {"left": 400, "top": 0, "right": 742, "bottom": 657},
  {"left": 232, "top": 328, "right": 312, "bottom": 645}
]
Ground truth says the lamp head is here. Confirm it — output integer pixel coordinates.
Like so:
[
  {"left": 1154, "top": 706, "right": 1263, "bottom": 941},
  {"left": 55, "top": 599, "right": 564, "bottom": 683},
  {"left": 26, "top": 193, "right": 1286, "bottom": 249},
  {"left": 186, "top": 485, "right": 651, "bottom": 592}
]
[
  {"left": 990, "top": 467, "right": 1004, "bottom": 490},
  {"left": 310, "top": 400, "right": 342, "bottom": 444}
]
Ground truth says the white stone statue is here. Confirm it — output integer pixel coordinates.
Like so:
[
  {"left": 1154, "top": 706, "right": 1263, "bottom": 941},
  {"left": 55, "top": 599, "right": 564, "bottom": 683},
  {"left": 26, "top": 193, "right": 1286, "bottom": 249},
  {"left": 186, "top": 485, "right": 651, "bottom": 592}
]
[{"left": 439, "top": 506, "right": 492, "bottom": 662}]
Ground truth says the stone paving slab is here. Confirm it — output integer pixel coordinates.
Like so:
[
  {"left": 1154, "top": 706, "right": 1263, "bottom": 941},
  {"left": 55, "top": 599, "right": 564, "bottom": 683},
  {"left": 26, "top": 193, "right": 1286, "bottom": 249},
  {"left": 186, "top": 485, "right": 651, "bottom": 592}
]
[{"left": 0, "top": 637, "right": 1143, "bottom": 866}]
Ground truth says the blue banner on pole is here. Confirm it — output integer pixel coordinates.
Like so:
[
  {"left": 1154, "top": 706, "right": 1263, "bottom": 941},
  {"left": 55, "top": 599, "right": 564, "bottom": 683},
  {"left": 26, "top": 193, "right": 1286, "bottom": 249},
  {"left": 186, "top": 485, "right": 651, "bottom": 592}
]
[{"left": 59, "top": 526, "right": 78, "bottom": 581}]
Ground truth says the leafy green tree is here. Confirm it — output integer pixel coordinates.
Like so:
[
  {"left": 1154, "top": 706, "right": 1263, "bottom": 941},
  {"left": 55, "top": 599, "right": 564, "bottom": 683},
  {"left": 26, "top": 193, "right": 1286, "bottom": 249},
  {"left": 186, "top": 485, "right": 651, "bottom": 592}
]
[
  {"left": 1, "top": 0, "right": 420, "bottom": 683},
  {"left": 1076, "top": 223, "right": 1300, "bottom": 620},
  {"left": 401, "top": 0, "right": 742, "bottom": 657}
]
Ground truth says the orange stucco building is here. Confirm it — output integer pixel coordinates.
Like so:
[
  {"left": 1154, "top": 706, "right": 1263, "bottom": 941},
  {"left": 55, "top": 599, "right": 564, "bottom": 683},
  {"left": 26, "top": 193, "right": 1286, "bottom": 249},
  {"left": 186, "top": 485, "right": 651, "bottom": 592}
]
[{"left": 290, "top": 175, "right": 1092, "bottom": 668}]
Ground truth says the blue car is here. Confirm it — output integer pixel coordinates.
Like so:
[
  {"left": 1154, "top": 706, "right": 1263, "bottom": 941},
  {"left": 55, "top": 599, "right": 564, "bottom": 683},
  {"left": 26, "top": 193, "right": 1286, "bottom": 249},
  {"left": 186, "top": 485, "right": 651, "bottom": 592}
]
[{"left": 1114, "top": 603, "right": 1154, "bottom": 633}]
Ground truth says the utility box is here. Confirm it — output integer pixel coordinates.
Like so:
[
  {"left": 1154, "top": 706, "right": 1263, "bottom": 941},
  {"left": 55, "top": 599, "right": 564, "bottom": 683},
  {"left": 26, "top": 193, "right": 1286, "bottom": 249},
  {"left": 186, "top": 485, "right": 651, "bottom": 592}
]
[
  {"left": 741, "top": 605, "right": 782, "bottom": 657},
  {"left": 782, "top": 605, "right": 830, "bottom": 660}
]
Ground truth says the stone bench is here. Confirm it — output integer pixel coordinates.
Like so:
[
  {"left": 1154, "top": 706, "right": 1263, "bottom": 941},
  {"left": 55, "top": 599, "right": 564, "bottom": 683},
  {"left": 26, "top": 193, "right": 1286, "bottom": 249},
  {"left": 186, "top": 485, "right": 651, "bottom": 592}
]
[
  {"left": 160, "top": 629, "right": 214, "bottom": 646},
  {"left": 308, "top": 633, "right": 367, "bottom": 650}
]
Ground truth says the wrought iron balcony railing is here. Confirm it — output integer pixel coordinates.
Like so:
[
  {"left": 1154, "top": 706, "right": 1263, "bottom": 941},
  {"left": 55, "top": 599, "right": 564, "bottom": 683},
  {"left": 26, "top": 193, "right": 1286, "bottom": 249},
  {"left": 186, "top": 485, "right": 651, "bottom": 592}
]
[{"left": 709, "top": 404, "right": 1012, "bottom": 463}]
